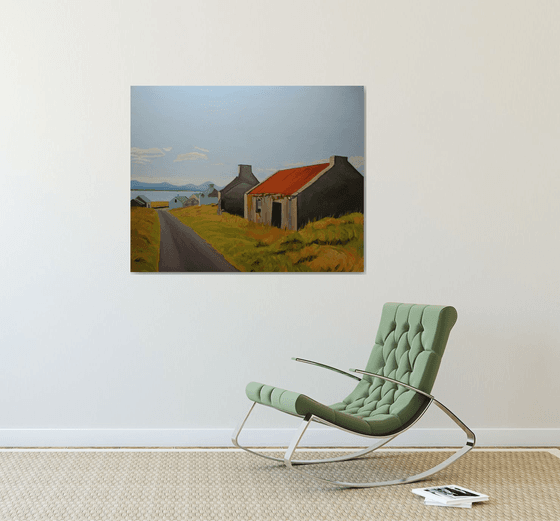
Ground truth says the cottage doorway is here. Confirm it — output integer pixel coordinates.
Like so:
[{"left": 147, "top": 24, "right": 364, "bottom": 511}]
[{"left": 271, "top": 202, "right": 282, "bottom": 228}]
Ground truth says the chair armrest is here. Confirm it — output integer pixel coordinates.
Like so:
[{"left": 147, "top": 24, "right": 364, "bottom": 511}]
[
  {"left": 349, "top": 368, "right": 434, "bottom": 399},
  {"left": 292, "top": 357, "right": 362, "bottom": 381}
]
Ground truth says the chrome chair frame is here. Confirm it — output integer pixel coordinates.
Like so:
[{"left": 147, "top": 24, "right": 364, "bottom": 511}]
[{"left": 232, "top": 358, "right": 475, "bottom": 488}]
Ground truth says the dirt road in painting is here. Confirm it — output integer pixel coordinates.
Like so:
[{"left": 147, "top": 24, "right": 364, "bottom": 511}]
[{"left": 158, "top": 210, "right": 239, "bottom": 272}]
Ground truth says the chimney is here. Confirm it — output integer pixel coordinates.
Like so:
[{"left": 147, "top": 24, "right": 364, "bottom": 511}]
[
  {"left": 329, "top": 155, "right": 349, "bottom": 167},
  {"left": 238, "top": 164, "right": 253, "bottom": 181}
]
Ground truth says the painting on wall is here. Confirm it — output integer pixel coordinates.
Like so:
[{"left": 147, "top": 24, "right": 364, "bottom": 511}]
[{"left": 131, "top": 86, "right": 365, "bottom": 273}]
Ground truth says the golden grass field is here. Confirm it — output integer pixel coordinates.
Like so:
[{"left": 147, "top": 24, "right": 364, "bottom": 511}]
[
  {"left": 170, "top": 205, "right": 363, "bottom": 272},
  {"left": 150, "top": 201, "right": 169, "bottom": 209},
  {"left": 130, "top": 208, "right": 160, "bottom": 272}
]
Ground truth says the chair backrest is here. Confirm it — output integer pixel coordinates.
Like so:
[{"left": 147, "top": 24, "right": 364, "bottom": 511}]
[
  {"left": 336, "top": 303, "right": 458, "bottom": 435},
  {"left": 366, "top": 303, "right": 457, "bottom": 393}
]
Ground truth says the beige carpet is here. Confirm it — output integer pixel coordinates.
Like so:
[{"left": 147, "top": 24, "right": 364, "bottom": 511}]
[{"left": 0, "top": 449, "right": 559, "bottom": 520}]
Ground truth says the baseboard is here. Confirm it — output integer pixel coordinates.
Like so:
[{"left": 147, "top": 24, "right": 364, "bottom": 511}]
[{"left": 1, "top": 428, "right": 558, "bottom": 448}]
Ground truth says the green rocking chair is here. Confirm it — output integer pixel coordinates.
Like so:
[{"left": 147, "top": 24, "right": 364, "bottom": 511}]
[{"left": 232, "top": 303, "right": 475, "bottom": 487}]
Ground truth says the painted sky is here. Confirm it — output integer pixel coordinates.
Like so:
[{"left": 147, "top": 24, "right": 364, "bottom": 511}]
[{"left": 131, "top": 86, "right": 364, "bottom": 187}]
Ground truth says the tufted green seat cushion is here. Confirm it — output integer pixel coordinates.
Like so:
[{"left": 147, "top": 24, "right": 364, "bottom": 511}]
[{"left": 246, "top": 303, "right": 458, "bottom": 437}]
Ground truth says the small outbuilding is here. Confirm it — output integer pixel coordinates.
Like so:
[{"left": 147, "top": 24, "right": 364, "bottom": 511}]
[
  {"left": 169, "top": 195, "right": 189, "bottom": 209},
  {"left": 245, "top": 156, "right": 363, "bottom": 230},
  {"left": 184, "top": 194, "right": 200, "bottom": 207},
  {"left": 131, "top": 195, "right": 152, "bottom": 208},
  {"left": 197, "top": 184, "right": 219, "bottom": 206},
  {"left": 218, "top": 165, "right": 259, "bottom": 217}
]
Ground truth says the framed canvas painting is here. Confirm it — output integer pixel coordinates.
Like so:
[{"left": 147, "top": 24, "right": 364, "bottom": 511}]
[{"left": 131, "top": 86, "right": 364, "bottom": 273}]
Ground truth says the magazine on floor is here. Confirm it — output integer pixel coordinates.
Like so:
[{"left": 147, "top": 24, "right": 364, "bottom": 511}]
[{"left": 412, "top": 485, "right": 489, "bottom": 506}]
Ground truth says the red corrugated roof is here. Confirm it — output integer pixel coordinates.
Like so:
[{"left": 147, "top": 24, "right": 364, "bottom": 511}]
[{"left": 249, "top": 163, "right": 329, "bottom": 196}]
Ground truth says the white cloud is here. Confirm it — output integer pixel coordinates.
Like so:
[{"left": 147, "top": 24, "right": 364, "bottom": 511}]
[
  {"left": 311, "top": 158, "right": 329, "bottom": 165},
  {"left": 194, "top": 146, "right": 209, "bottom": 153},
  {"left": 349, "top": 156, "right": 365, "bottom": 169},
  {"left": 174, "top": 152, "right": 208, "bottom": 162},
  {"left": 212, "top": 162, "right": 224, "bottom": 166},
  {"left": 284, "top": 162, "right": 304, "bottom": 167},
  {"left": 163, "top": 147, "right": 172, "bottom": 152},
  {"left": 131, "top": 147, "right": 165, "bottom": 164}
]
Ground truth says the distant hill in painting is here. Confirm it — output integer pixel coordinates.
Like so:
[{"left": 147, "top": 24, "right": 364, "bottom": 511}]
[{"left": 131, "top": 180, "right": 223, "bottom": 191}]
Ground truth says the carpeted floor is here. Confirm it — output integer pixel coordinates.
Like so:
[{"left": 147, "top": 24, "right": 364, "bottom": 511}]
[{"left": 0, "top": 449, "right": 559, "bottom": 520}]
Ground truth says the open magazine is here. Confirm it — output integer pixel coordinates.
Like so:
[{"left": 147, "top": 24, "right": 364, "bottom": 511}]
[{"left": 412, "top": 485, "right": 489, "bottom": 507}]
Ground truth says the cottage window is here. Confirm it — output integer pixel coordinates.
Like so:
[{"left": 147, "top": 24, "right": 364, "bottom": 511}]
[{"left": 255, "top": 198, "right": 261, "bottom": 213}]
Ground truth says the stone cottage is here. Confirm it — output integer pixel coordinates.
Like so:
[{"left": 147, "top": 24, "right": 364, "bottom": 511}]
[
  {"left": 218, "top": 165, "right": 259, "bottom": 217},
  {"left": 245, "top": 156, "right": 363, "bottom": 230}
]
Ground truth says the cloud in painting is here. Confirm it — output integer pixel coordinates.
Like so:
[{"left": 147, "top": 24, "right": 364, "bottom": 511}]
[
  {"left": 174, "top": 151, "right": 208, "bottom": 162},
  {"left": 194, "top": 146, "right": 209, "bottom": 152},
  {"left": 163, "top": 147, "right": 172, "bottom": 152},
  {"left": 131, "top": 147, "right": 166, "bottom": 164}
]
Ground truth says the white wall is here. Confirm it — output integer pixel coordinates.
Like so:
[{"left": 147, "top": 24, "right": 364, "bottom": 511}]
[{"left": 1, "top": 1, "right": 559, "bottom": 447}]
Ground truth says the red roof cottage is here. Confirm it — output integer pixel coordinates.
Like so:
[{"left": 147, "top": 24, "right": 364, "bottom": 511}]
[{"left": 244, "top": 156, "right": 363, "bottom": 230}]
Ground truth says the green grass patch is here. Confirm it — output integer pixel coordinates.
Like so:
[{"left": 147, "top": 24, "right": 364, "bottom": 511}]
[
  {"left": 170, "top": 205, "right": 363, "bottom": 272},
  {"left": 131, "top": 208, "right": 160, "bottom": 272}
]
